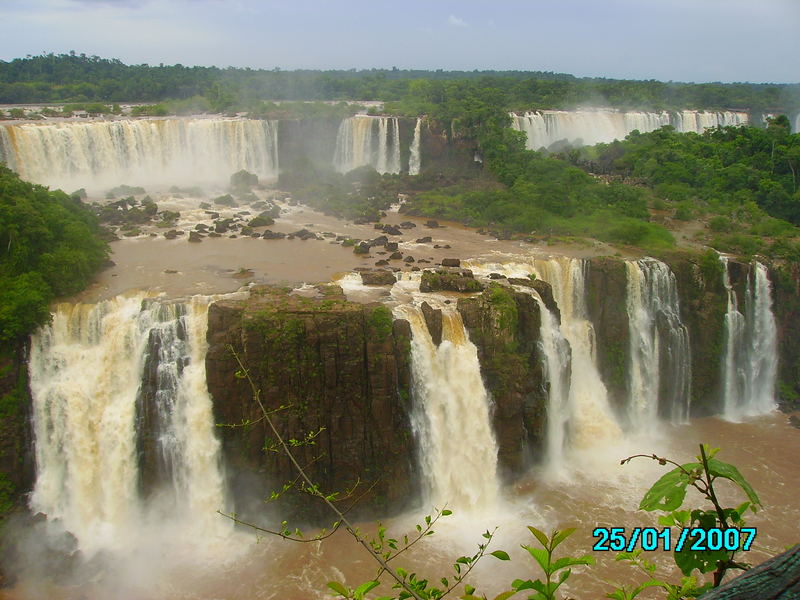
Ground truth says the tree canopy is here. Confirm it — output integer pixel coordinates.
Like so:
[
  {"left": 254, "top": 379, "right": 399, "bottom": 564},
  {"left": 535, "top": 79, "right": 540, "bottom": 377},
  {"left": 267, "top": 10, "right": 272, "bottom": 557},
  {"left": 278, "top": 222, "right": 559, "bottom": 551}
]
[{"left": 0, "top": 166, "right": 108, "bottom": 341}]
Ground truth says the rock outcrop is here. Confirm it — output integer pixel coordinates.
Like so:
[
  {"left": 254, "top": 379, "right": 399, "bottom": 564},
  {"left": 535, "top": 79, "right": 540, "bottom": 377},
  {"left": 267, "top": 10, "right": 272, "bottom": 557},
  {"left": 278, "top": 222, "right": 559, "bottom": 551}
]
[
  {"left": 457, "top": 283, "right": 550, "bottom": 479},
  {"left": 205, "top": 285, "right": 415, "bottom": 522}
]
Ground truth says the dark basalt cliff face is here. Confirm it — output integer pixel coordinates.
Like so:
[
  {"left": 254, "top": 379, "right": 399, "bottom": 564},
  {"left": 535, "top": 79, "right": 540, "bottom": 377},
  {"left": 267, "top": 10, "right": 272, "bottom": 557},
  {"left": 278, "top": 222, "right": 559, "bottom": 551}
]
[
  {"left": 770, "top": 263, "right": 800, "bottom": 411},
  {"left": 205, "top": 285, "right": 415, "bottom": 522},
  {"left": 585, "top": 258, "right": 630, "bottom": 413},
  {"left": 456, "top": 283, "right": 551, "bottom": 480}
]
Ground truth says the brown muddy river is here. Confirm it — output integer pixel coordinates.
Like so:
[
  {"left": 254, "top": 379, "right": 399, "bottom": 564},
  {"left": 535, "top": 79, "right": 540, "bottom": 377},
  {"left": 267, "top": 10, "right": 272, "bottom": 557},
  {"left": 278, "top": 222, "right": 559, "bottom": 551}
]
[{"left": 3, "top": 414, "right": 797, "bottom": 600}]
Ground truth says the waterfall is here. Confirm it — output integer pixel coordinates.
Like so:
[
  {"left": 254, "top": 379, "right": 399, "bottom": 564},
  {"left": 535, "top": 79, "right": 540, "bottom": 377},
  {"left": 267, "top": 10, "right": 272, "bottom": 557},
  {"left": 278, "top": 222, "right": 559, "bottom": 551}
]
[
  {"left": 408, "top": 118, "right": 422, "bottom": 175},
  {"left": 720, "top": 258, "right": 778, "bottom": 420},
  {"left": 625, "top": 259, "right": 691, "bottom": 426},
  {"left": 510, "top": 109, "right": 748, "bottom": 150},
  {"left": 0, "top": 118, "right": 279, "bottom": 191},
  {"left": 533, "top": 259, "right": 622, "bottom": 446},
  {"left": 333, "top": 116, "right": 401, "bottom": 174},
  {"left": 28, "top": 293, "right": 229, "bottom": 554},
  {"left": 395, "top": 303, "right": 499, "bottom": 511},
  {"left": 528, "top": 291, "right": 571, "bottom": 474},
  {"left": 463, "top": 258, "right": 623, "bottom": 461}
]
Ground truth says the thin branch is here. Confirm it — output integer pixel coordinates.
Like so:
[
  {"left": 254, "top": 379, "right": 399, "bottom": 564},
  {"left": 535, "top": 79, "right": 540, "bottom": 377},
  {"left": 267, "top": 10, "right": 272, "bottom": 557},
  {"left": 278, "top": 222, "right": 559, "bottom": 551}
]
[
  {"left": 218, "top": 510, "right": 344, "bottom": 542},
  {"left": 228, "top": 344, "right": 426, "bottom": 600}
]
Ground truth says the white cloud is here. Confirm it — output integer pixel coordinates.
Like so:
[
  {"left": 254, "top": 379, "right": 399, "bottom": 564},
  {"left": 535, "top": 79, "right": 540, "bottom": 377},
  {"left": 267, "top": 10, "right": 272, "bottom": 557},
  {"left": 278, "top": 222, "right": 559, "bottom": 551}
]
[{"left": 447, "top": 14, "right": 467, "bottom": 28}]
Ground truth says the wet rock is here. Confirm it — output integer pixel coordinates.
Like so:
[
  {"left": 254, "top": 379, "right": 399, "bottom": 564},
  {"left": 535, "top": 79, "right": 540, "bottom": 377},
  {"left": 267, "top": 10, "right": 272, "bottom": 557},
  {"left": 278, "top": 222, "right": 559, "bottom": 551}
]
[
  {"left": 415, "top": 236, "right": 432, "bottom": 243},
  {"left": 421, "top": 302, "right": 443, "bottom": 346},
  {"left": 361, "top": 270, "right": 397, "bottom": 285},
  {"left": 399, "top": 221, "right": 417, "bottom": 229},
  {"left": 488, "top": 273, "right": 506, "bottom": 279},
  {"left": 425, "top": 220, "right": 440, "bottom": 228},
  {"left": 291, "top": 229, "right": 317, "bottom": 241},
  {"left": 205, "top": 290, "right": 414, "bottom": 521},
  {"left": 507, "top": 278, "right": 559, "bottom": 318},
  {"left": 195, "top": 224, "right": 209, "bottom": 231},
  {"left": 262, "top": 230, "right": 286, "bottom": 239},
  {"left": 441, "top": 258, "right": 461, "bottom": 268},
  {"left": 248, "top": 214, "right": 275, "bottom": 227},
  {"left": 389, "top": 252, "right": 403, "bottom": 260},
  {"left": 369, "top": 235, "right": 388, "bottom": 248},
  {"left": 164, "top": 230, "right": 179, "bottom": 239},
  {"left": 188, "top": 231, "right": 203, "bottom": 243},
  {"left": 375, "top": 260, "right": 389, "bottom": 267},
  {"left": 385, "top": 242, "right": 399, "bottom": 252},
  {"left": 354, "top": 241, "right": 371, "bottom": 254},
  {"left": 208, "top": 231, "right": 222, "bottom": 238},
  {"left": 403, "top": 256, "right": 415, "bottom": 263},
  {"left": 383, "top": 225, "right": 402, "bottom": 236},
  {"left": 420, "top": 269, "right": 483, "bottom": 293}
]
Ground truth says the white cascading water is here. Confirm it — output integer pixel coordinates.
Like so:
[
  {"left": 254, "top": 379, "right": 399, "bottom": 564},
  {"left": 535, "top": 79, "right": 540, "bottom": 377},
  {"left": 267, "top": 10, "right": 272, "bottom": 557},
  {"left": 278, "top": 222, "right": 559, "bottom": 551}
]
[
  {"left": 526, "top": 289, "right": 571, "bottom": 474},
  {"left": 466, "top": 258, "right": 622, "bottom": 455},
  {"left": 625, "top": 259, "right": 691, "bottom": 426},
  {"left": 333, "top": 115, "right": 401, "bottom": 174},
  {"left": 532, "top": 259, "right": 622, "bottom": 448},
  {"left": 28, "top": 293, "right": 230, "bottom": 555},
  {"left": 510, "top": 109, "right": 748, "bottom": 150},
  {"left": 394, "top": 302, "right": 499, "bottom": 511},
  {"left": 408, "top": 117, "right": 422, "bottom": 175},
  {"left": 720, "top": 258, "right": 778, "bottom": 420},
  {"left": 0, "top": 118, "right": 279, "bottom": 191}
]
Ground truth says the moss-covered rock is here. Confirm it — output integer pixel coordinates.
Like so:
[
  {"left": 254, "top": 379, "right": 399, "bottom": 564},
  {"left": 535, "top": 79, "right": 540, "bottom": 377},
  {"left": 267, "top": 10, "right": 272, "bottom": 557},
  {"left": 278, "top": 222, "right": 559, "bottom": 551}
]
[
  {"left": 420, "top": 269, "right": 484, "bottom": 293},
  {"left": 205, "top": 286, "right": 414, "bottom": 522},
  {"left": 457, "top": 283, "right": 549, "bottom": 479}
]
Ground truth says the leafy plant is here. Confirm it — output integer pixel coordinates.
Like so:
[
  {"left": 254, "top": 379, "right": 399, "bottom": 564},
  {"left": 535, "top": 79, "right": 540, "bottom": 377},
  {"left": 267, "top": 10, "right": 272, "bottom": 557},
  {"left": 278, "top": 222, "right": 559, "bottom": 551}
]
[
  {"left": 617, "top": 444, "right": 762, "bottom": 595},
  {"left": 505, "top": 527, "right": 594, "bottom": 600}
]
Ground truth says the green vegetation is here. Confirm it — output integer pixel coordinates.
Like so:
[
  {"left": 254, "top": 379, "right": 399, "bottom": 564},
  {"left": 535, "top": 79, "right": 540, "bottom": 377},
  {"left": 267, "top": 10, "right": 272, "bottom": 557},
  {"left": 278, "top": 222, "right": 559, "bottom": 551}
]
[
  {"left": 2, "top": 53, "right": 797, "bottom": 116},
  {"left": 280, "top": 164, "right": 401, "bottom": 222},
  {"left": 367, "top": 306, "right": 394, "bottom": 341},
  {"left": 0, "top": 166, "right": 108, "bottom": 341},
  {"left": 402, "top": 125, "right": 675, "bottom": 250},
  {"left": 570, "top": 117, "right": 800, "bottom": 258}
]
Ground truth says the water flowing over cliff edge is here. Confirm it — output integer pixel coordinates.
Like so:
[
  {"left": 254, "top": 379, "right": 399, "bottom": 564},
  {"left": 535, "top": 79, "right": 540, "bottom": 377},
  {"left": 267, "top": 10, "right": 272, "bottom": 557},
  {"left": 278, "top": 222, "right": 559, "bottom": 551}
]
[{"left": 4, "top": 252, "right": 798, "bottom": 598}]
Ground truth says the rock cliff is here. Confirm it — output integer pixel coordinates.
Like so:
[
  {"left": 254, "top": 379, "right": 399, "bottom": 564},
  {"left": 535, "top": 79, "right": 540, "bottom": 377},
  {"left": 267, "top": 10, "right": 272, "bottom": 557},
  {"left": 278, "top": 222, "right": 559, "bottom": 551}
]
[
  {"left": 457, "top": 283, "right": 550, "bottom": 479},
  {"left": 205, "top": 285, "right": 415, "bottom": 523}
]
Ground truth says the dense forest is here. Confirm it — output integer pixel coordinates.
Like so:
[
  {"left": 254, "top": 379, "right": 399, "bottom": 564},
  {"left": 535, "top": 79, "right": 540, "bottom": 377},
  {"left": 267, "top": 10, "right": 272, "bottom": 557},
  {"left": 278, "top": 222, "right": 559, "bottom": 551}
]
[
  {"left": 1, "top": 53, "right": 799, "bottom": 114},
  {"left": 0, "top": 167, "right": 108, "bottom": 342}
]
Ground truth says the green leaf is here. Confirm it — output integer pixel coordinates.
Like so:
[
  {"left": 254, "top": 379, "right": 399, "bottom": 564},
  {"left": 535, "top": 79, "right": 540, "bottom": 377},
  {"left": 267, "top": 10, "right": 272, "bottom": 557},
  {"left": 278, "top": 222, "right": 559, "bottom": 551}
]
[
  {"left": 526, "top": 526, "right": 550, "bottom": 548},
  {"left": 511, "top": 579, "right": 537, "bottom": 591},
  {"left": 492, "top": 592, "right": 519, "bottom": 600},
  {"left": 327, "top": 581, "right": 350, "bottom": 597},
  {"left": 551, "top": 528, "right": 577, "bottom": 550},
  {"left": 354, "top": 580, "right": 379, "bottom": 599},
  {"left": 639, "top": 467, "right": 692, "bottom": 511},
  {"left": 464, "top": 584, "right": 475, "bottom": 595},
  {"left": 551, "top": 555, "right": 594, "bottom": 571},
  {"left": 706, "top": 458, "right": 762, "bottom": 507},
  {"left": 674, "top": 544, "right": 729, "bottom": 577},
  {"left": 522, "top": 545, "right": 550, "bottom": 573},
  {"left": 490, "top": 550, "right": 511, "bottom": 561},
  {"left": 441, "top": 509, "right": 453, "bottom": 516}
]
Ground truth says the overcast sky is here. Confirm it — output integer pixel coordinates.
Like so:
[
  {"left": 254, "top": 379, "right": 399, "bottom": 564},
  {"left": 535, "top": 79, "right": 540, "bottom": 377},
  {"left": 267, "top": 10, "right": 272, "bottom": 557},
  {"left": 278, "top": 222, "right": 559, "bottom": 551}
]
[{"left": 0, "top": 0, "right": 797, "bottom": 83}]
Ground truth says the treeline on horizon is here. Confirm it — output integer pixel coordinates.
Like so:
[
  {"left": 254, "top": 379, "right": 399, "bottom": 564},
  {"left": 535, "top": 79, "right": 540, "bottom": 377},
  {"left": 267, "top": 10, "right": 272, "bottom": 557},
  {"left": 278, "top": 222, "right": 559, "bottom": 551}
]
[{"left": 1, "top": 52, "right": 799, "bottom": 113}]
